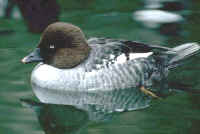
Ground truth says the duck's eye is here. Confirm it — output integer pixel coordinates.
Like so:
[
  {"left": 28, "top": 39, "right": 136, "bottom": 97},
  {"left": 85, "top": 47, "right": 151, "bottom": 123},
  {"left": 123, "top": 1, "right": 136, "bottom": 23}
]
[{"left": 50, "top": 44, "right": 55, "bottom": 49}]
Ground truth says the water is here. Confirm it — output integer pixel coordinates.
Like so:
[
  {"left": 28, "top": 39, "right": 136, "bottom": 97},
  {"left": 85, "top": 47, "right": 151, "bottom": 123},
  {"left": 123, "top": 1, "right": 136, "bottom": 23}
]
[{"left": 0, "top": 0, "right": 200, "bottom": 134}]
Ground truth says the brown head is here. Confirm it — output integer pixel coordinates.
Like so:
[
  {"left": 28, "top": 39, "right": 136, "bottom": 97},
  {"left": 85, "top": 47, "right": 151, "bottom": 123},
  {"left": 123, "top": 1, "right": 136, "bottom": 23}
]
[{"left": 21, "top": 22, "right": 91, "bottom": 68}]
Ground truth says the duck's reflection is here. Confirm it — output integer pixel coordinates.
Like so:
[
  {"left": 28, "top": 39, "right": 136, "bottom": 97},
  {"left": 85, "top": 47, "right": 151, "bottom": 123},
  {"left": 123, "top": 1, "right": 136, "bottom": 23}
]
[
  {"left": 21, "top": 99, "right": 90, "bottom": 134},
  {"left": 20, "top": 99, "right": 117, "bottom": 134}
]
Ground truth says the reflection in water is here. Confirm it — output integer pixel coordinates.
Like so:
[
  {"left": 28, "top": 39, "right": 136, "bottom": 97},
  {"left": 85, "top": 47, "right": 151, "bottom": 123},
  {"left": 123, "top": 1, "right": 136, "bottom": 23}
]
[
  {"left": 20, "top": 99, "right": 122, "bottom": 134},
  {"left": 20, "top": 93, "right": 200, "bottom": 134},
  {"left": 21, "top": 99, "right": 90, "bottom": 134}
]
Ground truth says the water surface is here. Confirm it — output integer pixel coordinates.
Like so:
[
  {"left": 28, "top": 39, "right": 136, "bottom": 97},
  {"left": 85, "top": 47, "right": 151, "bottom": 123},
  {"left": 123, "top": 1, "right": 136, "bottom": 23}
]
[{"left": 0, "top": 0, "right": 200, "bottom": 134}]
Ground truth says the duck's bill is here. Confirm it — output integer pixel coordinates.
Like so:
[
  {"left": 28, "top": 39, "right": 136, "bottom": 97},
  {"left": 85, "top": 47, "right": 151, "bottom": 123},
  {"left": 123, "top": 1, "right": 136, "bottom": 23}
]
[{"left": 21, "top": 48, "right": 43, "bottom": 64}]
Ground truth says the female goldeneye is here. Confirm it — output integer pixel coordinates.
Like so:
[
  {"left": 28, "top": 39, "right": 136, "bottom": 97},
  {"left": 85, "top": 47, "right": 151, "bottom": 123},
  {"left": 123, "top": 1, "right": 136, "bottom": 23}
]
[{"left": 22, "top": 22, "right": 200, "bottom": 112}]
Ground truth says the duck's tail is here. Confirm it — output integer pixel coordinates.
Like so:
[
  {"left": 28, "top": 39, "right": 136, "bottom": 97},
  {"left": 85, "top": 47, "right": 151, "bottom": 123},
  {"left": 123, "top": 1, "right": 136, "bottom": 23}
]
[{"left": 166, "top": 42, "right": 200, "bottom": 69}]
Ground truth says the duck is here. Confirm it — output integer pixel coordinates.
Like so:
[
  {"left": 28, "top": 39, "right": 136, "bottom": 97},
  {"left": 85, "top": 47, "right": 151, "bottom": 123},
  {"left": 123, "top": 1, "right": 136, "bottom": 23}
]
[{"left": 22, "top": 22, "right": 200, "bottom": 113}]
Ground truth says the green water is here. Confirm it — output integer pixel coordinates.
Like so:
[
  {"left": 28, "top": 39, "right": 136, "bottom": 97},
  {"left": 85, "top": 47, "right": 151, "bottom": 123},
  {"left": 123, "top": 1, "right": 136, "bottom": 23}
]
[{"left": 1, "top": 0, "right": 200, "bottom": 134}]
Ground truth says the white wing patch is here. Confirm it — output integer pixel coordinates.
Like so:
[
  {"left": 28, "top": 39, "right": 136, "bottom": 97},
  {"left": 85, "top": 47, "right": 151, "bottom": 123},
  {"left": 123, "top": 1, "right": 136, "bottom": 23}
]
[
  {"left": 115, "top": 52, "right": 153, "bottom": 64},
  {"left": 129, "top": 52, "right": 153, "bottom": 59},
  {"left": 116, "top": 54, "right": 127, "bottom": 64}
]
